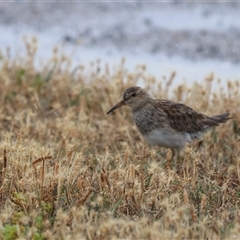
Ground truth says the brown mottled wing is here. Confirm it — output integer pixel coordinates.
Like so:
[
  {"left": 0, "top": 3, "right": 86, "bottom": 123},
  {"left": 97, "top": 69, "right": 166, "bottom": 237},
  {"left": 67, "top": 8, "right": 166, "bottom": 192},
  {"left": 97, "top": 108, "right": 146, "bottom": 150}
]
[{"left": 155, "top": 100, "right": 219, "bottom": 133}]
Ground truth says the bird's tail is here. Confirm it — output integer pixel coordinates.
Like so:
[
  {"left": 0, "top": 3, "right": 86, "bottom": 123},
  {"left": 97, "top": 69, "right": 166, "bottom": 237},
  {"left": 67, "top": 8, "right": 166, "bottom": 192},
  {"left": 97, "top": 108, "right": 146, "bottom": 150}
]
[
  {"left": 210, "top": 112, "right": 231, "bottom": 124},
  {"left": 202, "top": 112, "right": 231, "bottom": 129},
  {"left": 187, "top": 112, "right": 231, "bottom": 142}
]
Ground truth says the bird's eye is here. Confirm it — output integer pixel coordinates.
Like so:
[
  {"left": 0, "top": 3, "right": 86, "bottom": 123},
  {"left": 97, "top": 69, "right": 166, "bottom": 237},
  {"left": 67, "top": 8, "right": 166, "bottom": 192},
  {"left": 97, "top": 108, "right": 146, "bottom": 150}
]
[{"left": 131, "top": 92, "right": 136, "bottom": 97}]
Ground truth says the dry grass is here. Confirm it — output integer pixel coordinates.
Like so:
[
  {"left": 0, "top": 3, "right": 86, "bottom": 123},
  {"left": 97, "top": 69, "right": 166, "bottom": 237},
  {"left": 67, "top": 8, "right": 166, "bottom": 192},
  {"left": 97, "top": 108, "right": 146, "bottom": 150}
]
[{"left": 0, "top": 39, "right": 240, "bottom": 239}]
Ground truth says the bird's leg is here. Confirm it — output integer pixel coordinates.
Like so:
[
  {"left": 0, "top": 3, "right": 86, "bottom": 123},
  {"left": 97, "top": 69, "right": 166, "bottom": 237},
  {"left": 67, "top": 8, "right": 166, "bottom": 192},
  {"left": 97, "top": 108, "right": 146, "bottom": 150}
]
[
  {"left": 176, "top": 149, "right": 180, "bottom": 161},
  {"left": 170, "top": 148, "right": 182, "bottom": 168},
  {"left": 166, "top": 148, "right": 175, "bottom": 169},
  {"left": 171, "top": 148, "right": 175, "bottom": 161}
]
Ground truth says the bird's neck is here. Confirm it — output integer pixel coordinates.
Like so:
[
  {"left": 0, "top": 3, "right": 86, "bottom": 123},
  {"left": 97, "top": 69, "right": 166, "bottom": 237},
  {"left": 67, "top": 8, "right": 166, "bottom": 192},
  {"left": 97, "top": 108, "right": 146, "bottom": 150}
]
[{"left": 131, "top": 97, "right": 154, "bottom": 113}]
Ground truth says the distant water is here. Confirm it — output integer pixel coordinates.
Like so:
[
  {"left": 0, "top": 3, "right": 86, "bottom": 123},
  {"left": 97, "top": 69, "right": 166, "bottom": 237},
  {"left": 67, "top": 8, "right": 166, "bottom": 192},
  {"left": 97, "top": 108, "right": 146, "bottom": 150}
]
[{"left": 0, "top": 25, "right": 239, "bottom": 93}]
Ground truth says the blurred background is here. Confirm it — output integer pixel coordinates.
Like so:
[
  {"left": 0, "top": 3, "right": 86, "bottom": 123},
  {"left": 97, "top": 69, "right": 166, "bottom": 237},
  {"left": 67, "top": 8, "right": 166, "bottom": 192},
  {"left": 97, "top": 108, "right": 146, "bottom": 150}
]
[{"left": 0, "top": 2, "right": 239, "bottom": 85}]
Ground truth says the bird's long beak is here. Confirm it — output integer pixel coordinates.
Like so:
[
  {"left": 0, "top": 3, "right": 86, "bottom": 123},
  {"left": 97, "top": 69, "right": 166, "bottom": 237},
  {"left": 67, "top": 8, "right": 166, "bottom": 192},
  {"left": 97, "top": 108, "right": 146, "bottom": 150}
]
[{"left": 107, "top": 100, "right": 126, "bottom": 114}]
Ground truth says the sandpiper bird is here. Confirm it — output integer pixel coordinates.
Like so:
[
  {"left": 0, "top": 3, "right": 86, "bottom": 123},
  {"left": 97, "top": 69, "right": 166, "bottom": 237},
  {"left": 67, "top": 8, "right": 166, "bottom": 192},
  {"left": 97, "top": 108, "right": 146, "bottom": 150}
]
[{"left": 107, "top": 86, "right": 230, "bottom": 160}]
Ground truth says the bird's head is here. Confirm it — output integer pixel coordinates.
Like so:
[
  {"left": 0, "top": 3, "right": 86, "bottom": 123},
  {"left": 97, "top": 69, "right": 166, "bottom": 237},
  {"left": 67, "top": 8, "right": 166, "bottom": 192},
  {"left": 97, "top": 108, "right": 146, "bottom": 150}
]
[{"left": 107, "top": 86, "right": 150, "bottom": 114}]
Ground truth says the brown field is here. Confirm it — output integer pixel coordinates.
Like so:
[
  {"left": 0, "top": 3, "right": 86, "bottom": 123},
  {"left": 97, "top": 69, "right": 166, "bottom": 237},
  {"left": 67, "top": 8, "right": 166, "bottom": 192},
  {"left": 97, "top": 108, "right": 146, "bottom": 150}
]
[{"left": 0, "top": 41, "right": 240, "bottom": 240}]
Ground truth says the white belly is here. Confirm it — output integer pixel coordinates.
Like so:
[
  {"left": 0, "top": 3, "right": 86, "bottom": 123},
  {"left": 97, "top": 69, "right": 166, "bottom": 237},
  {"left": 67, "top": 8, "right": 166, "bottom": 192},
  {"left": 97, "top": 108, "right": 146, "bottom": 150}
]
[{"left": 143, "top": 128, "right": 191, "bottom": 150}]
